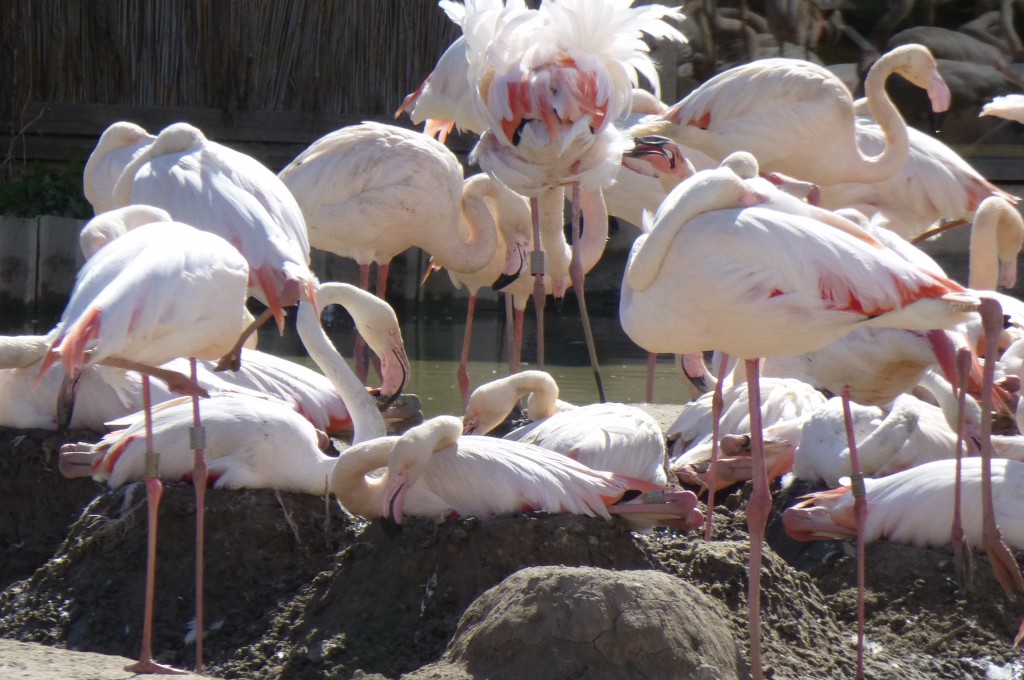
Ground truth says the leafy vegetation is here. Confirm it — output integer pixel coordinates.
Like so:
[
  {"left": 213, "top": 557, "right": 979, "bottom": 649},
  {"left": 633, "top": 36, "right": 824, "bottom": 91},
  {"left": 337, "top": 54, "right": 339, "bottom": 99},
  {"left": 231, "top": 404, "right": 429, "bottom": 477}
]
[{"left": 0, "top": 159, "right": 91, "bottom": 218}]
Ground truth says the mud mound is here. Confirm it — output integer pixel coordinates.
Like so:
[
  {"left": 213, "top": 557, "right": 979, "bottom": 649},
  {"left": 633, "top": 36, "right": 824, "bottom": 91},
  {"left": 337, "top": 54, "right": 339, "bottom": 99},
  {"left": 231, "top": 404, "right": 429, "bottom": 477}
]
[{"left": 1, "top": 429, "right": 1023, "bottom": 679}]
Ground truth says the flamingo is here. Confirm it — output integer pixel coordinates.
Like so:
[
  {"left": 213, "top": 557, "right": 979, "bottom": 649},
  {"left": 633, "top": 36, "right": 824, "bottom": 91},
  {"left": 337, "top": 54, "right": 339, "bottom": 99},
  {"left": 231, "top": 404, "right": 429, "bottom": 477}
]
[
  {"left": 968, "top": 195, "right": 1024, "bottom": 292},
  {"left": 109, "top": 121, "right": 316, "bottom": 370},
  {"left": 278, "top": 121, "right": 497, "bottom": 381},
  {"left": 39, "top": 218, "right": 249, "bottom": 675},
  {"left": 59, "top": 394, "right": 338, "bottom": 495},
  {"left": 448, "top": 0, "right": 686, "bottom": 398},
  {"left": 83, "top": 121, "right": 155, "bottom": 214},
  {"left": 332, "top": 414, "right": 703, "bottom": 533},
  {"left": 461, "top": 370, "right": 668, "bottom": 485},
  {"left": 619, "top": 158, "right": 978, "bottom": 680},
  {"left": 628, "top": 43, "right": 951, "bottom": 187},
  {"left": 784, "top": 457, "right": 1024, "bottom": 550},
  {"left": 816, "top": 115, "right": 1020, "bottom": 240}
]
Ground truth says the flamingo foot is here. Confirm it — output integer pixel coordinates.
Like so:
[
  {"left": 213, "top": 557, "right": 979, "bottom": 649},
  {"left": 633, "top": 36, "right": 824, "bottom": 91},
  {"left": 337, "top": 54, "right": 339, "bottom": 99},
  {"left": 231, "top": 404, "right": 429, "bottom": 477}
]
[
  {"left": 213, "top": 348, "right": 242, "bottom": 373},
  {"left": 950, "top": 528, "right": 974, "bottom": 593},
  {"left": 983, "top": 531, "right": 1024, "bottom": 597},
  {"left": 123, "top": 658, "right": 189, "bottom": 675},
  {"left": 162, "top": 373, "right": 211, "bottom": 399}
]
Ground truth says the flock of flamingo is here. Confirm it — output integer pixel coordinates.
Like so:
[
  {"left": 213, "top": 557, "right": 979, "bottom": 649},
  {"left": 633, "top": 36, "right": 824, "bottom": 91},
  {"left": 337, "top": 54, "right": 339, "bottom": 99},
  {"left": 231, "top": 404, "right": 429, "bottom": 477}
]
[{"left": 8, "top": 0, "right": 1024, "bottom": 677}]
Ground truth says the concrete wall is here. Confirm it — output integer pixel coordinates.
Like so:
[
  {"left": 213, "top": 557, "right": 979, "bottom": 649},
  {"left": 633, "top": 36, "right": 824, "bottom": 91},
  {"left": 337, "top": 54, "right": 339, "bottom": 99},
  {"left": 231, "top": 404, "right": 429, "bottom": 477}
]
[{"left": 0, "top": 216, "right": 86, "bottom": 316}]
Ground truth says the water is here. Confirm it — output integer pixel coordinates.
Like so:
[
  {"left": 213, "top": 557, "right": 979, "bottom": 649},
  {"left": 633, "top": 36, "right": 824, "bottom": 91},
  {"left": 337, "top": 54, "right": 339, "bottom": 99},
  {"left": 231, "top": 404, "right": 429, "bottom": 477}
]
[{"left": 8, "top": 301, "right": 695, "bottom": 422}]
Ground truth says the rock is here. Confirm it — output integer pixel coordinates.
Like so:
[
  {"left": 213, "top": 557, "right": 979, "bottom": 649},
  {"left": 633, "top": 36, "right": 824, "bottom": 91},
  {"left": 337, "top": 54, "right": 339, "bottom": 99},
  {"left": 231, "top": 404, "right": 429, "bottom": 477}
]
[{"left": 410, "top": 565, "right": 740, "bottom": 680}]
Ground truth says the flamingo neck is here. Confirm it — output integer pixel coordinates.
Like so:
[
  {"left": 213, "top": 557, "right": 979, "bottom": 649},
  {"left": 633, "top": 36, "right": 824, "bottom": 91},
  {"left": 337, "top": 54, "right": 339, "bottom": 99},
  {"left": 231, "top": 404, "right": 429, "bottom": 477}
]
[
  {"left": 431, "top": 175, "right": 501, "bottom": 275},
  {"left": 297, "top": 290, "right": 387, "bottom": 444},
  {"left": 331, "top": 438, "right": 395, "bottom": 518},
  {"left": 853, "top": 51, "right": 912, "bottom": 184},
  {"left": 970, "top": 197, "right": 1024, "bottom": 290}
]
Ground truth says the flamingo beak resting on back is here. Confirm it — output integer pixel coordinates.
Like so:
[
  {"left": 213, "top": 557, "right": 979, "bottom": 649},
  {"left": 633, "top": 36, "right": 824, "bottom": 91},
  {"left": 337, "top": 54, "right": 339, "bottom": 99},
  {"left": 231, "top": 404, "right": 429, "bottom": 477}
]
[
  {"left": 782, "top": 491, "right": 858, "bottom": 542},
  {"left": 622, "top": 135, "right": 697, "bottom": 192}
]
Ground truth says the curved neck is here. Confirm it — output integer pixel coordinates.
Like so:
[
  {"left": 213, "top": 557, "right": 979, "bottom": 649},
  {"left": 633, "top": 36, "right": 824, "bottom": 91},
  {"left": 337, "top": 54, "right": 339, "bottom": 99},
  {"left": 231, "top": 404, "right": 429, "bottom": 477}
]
[
  {"left": 854, "top": 51, "right": 913, "bottom": 184},
  {"left": 432, "top": 176, "right": 501, "bottom": 274},
  {"left": 519, "top": 371, "right": 562, "bottom": 420},
  {"left": 297, "top": 289, "right": 387, "bottom": 444},
  {"left": 576, "top": 186, "right": 610, "bottom": 277},
  {"left": 970, "top": 197, "right": 1024, "bottom": 290},
  {"left": 331, "top": 438, "right": 394, "bottom": 517},
  {"left": 0, "top": 335, "right": 49, "bottom": 369}
]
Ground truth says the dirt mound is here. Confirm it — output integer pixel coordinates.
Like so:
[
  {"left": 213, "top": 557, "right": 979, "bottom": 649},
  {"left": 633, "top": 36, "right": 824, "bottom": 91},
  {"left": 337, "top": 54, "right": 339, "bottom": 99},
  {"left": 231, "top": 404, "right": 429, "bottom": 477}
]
[{"left": 1, "top": 428, "right": 1023, "bottom": 679}]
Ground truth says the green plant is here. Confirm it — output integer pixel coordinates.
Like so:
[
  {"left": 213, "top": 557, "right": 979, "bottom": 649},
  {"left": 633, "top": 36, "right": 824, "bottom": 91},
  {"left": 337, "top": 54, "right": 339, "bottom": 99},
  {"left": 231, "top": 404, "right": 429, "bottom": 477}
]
[{"left": 0, "top": 159, "right": 91, "bottom": 218}]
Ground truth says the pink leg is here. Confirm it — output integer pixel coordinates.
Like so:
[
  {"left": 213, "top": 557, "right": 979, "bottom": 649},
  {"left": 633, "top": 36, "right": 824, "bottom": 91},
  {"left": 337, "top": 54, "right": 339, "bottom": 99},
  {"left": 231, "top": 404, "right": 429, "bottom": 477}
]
[
  {"left": 503, "top": 293, "right": 515, "bottom": 375},
  {"left": 189, "top": 358, "right": 206, "bottom": 674},
  {"left": 951, "top": 348, "right": 974, "bottom": 589},
  {"left": 840, "top": 386, "right": 867, "bottom": 680},
  {"left": 512, "top": 308, "right": 525, "bottom": 376},
  {"left": 458, "top": 295, "right": 477, "bottom": 409},
  {"left": 703, "top": 352, "right": 728, "bottom": 541},
  {"left": 353, "top": 264, "right": 372, "bottom": 384},
  {"left": 529, "top": 196, "right": 545, "bottom": 370},
  {"left": 744, "top": 358, "right": 769, "bottom": 680},
  {"left": 124, "top": 375, "right": 187, "bottom": 675},
  {"left": 645, "top": 353, "right": 656, "bottom": 403},
  {"left": 214, "top": 308, "right": 273, "bottom": 372},
  {"left": 978, "top": 298, "right": 1024, "bottom": 595},
  {"left": 568, "top": 181, "right": 605, "bottom": 402}
]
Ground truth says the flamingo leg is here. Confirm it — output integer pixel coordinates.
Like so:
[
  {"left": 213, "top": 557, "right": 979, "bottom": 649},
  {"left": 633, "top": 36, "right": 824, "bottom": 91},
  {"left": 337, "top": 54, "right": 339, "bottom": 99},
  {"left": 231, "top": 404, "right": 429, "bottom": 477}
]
[
  {"left": 458, "top": 294, "right": 477, "bottom": 408},
  {"left": 99, "top": 358, "right": 209, "bottom": 399},
  {"left": 568, "top": 181, "right": 605, "bottom": 402},
  {"left": 978, "top": 297, "right": 1024, "bottom": 596},
  {"left": 189, "top": 358, "right": 207, "bottom": 674},
  {"left": 354, "top": 264, "right": 372, "bottom": 384},
  {"left": 503, "top": 292, "right": 515, "bottom": 375},
  {"left": 703, "top": 351, "right": 728, "bottom": 541},
  {"left": 512, "top": 307, "right": 525, "bottom": 376},
  {"left": 213, "top": 308, "right": 274, "bottom": 372},
  {"left": 124, "top": 375, "right": 187, "bottom": 675},
  {"left": 840, "top": 386, "right": 867, "bottom": 680},
  {"left": 744, "top": 358, "right": 769, "bottom": 680},
  {"left": 952, "top": 348, "right": 974, "bottom": 591},
  {"left": 529, "top": 196, "right": 546, "bottom": 370},
  {"left": 645, "top": 353, "right": 656, "bottom": 403}
]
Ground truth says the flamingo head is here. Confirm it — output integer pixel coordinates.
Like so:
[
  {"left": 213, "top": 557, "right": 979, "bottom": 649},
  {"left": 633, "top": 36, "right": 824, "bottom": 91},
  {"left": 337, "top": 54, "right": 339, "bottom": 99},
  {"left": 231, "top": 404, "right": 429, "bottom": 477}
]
[
  {"left": 782, "top": 488, "right": 857, "bottom": 542},
  {"left": 622, "top": 136, "right": 696, "bottom": 191}
]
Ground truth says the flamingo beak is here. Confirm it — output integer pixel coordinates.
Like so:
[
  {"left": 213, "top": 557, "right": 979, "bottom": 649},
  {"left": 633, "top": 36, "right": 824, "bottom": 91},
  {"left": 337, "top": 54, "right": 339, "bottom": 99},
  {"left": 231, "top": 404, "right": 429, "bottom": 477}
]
[
  {"left": 782, "top": 499, "right": 858, "bottom": 541},
  {"left": 378, "top": 340, "right": 410, "bottom": 405},
  {"left": 379, "top": 469, "right": 410, "bottom": 524}
]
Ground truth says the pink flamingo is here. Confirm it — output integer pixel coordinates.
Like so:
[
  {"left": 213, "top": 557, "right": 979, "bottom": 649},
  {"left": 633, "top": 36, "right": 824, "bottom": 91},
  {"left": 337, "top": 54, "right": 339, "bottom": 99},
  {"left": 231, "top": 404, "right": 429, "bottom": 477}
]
[
  {"left": 39, "top": 216, "right": 249, "bottom": 675},
  {"left": 619, "top": 158, "right": 977, "bottom": 680},
  {"left": 462, "top": 370, "right": 668, "bottom": 485},
  {"left": 109, "top": 122, "right": 316, "bottom": 370},
  {"left": 628, "top": 43, "right": 951, "bottom": 187},
  {"left": 333, "top": 414, "right": 702, "bottom": 533}
]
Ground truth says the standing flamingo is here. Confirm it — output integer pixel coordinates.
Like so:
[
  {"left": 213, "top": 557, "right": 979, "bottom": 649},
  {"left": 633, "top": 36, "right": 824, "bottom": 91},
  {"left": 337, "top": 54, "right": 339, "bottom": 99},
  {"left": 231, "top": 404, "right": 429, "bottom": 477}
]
[
  {"left": 109, "top": 121, "right": 316, "bottom": 369},
  {"left": 462, "top": 370, "right": 668, "bottom": 485},
  {"left": 39, "top": 217, "right": 249, "bottom": 675},
  {"left": 278, "top": 121, "right": 497, "bottom": 381},
  {"left": 619, "top": 159, "right": 978, "bottom": 680},
  {"left": 628, "top": 43, "right": 951, "bottom": 187},
  {"left": 333, "top": 414, "right": 702, "bottom": 532},
  {"left": 436, "top": 0, "right": 686, "bottom": 399}
]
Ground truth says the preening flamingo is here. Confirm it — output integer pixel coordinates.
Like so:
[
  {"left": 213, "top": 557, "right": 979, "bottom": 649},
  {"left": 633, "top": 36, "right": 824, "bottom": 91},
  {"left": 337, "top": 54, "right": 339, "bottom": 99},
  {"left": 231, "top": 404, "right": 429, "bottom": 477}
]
[
  {"left": 628, "top": 43, "right": 951, "bottom": 186},
  {"left": 449, "top": 0, "right": 686, "bottom": 397},
  {"left": 619, "top": 157, "right": 977, "bottom": 680},
  {"left": 784, "top": 457, "right": 1024, "bottom": 550},
  {"left": 109, "top": 121, "right": 316, "bottom": 369},
  {"left": 332, "top": 415, "right": 702, "bottom": 532},
  {"left": 78, "top": 205, "right": 173, "bottom": 259},
  {"left": 59, "top": 394, "right": 338, "bottom": 495},
  {"left": 39, "top": 218, "right": 249, "bottom": 675},
  {"left": 462, "top": 370, "right": 668, "bottom": 485}
]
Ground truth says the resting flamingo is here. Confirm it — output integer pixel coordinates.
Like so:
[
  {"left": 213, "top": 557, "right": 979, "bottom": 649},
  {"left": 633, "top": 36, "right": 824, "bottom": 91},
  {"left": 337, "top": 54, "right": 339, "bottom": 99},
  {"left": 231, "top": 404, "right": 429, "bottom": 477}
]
[
  {"left": 83, "top": 121, "right": 155, "bottom": 214},
  {"left": 39, "top": 217, "right": 249, "bottom": 675},
  {"left": 628, "top": 43, "right": 951, "bottom": 187},
  {"left": 619, "top": 158, "right": 978, "bottom": 680},
  {"left": 109, "top": 121, "right": 316, "bottom": 370},
  {"left": 462, "top": 370, "right": 668, "bottom": 485},
  {"left": 332, "top": 415, "right": 702, "bottom": 532},
  {"left": 784, "top": 458, "right": 1024, "bottom": 550},
  {"left": 59, "top": 394, "right": 338, "bottom": 494}
]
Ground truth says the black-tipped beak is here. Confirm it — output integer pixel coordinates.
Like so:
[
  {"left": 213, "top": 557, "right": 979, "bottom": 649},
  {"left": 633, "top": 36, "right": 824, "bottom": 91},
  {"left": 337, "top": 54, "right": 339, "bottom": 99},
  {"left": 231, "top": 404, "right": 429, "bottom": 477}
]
[
  {"left": 931, "top": 110, "right": 947, "bottom": 135},
  {"left": 626, "top": 136, "right": 677, "bottom": 166},
  {"left": 492, "top": 271, "right": 521, "bottom": 291}
]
